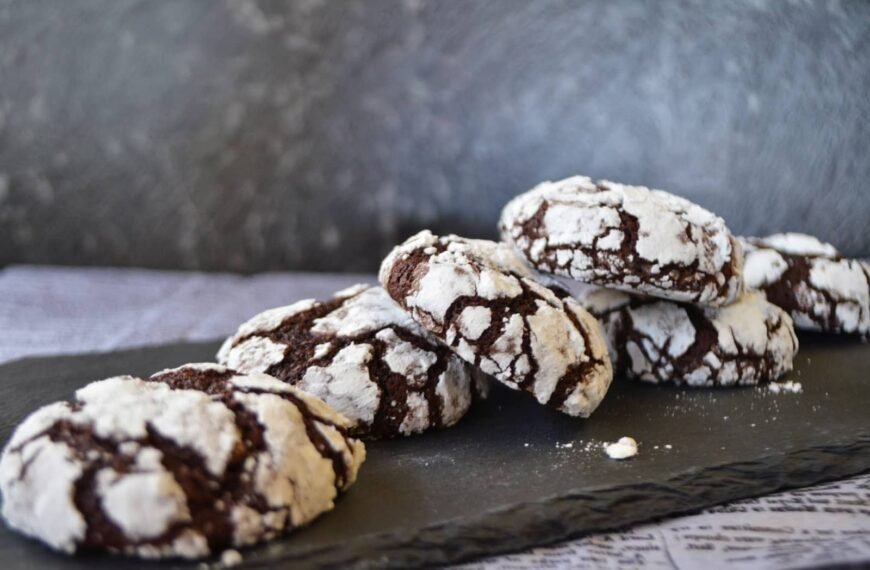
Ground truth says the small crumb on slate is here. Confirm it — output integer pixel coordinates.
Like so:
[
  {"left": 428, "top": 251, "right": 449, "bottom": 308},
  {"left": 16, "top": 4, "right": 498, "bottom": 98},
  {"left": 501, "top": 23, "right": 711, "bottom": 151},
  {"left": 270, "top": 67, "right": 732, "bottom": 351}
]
[
  {"left": 221, "top": 550, "right": 243, "bottom": 567},
  {"left": 664, "top": 444, "right": 672, "bottom": 450},
  {"left": 524, "top": 442, "right": 530, "bottom": 447},
  {"left": 768, "top": 381, "right": 802, "bottom": 394},
  {"left": 605, "top": 437, "right": 638, "bottom": 460}
]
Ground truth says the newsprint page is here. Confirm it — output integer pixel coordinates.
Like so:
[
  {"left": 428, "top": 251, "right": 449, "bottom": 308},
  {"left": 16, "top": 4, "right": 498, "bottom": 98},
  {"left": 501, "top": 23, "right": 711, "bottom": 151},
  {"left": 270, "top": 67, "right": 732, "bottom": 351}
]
[{"left": 459, "top": 474, "right": 870, "bottom": 570}]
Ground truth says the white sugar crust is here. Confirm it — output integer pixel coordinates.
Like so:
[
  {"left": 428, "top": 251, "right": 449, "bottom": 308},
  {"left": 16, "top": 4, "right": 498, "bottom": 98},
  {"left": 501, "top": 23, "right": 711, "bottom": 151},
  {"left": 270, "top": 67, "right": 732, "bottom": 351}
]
[
  {"left": 574, "top": 288, "right": 798, "bottom": 386},
  {"left": 299, "top": 343, "right": 381, "bottom": 426},
  {"left": 499, "top": 176, "right": 743, "bottom": 306},
  {"left": 219, "top": 285, "right": 478, "bottom": 436},
  {"left": 746, "top": 232, "right": 840, "bottom": 257},
  {"left": 742, "top": 248, "right": 789, "bottom": 287},
  {"left": 75, "top": 377, "right": 240, "bottom": 476},
  {"left": 0, "top": 367, "right": 365, "bottom": 558},
  {"left": 741, "top": 234, "right": 869, "bottom": 336},
  {"left": 380, "top": 231, "right": 613, "bottom": 417}
]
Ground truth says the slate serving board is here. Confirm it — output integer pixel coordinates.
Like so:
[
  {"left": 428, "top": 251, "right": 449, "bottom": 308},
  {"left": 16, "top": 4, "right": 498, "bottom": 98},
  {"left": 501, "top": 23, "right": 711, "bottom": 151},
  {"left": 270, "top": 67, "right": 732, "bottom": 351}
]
[{"left": 0, "top": 335, "right": 868, "bottom": 569}]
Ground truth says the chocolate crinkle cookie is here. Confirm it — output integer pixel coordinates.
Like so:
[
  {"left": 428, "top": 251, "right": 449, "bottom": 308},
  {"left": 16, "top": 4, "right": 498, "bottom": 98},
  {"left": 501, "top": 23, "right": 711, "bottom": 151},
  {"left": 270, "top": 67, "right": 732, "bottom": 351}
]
[
  {"left": 0, "top": 364, "right": 365, "bottom": 558},
  {"left": 740, "top": 233, "right": 870, "bottom": 337},
  {"left": 499, "top": 175, "right": 744, "bottom": 307},
  {"left": 564, "top": 281, "right": 798, "bottom": 386},
  {"left": 218, "top": 284, "right": 486, "bottom": 439},
  {"left": 379, "top": 230, "right": 613, "bottom": 418}
]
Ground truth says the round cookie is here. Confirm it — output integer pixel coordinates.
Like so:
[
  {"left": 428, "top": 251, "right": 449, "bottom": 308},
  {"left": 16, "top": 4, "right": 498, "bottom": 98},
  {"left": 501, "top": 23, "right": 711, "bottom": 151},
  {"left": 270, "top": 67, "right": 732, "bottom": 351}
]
[
  {"left": 740, "top": 233, "right": 870, "bottom": 337},
  {"left": 379, "top": 230, "right": 613, "bottom": 418},
  {"left": 0, "top": 364, "right": 365, "bottom": 558},
  {"left": 499, "top": 175, "right": 744, "bottom": 307},
  {"left": 218, "top": 285, "right": 485, "bottom": 439},
  {"left": 565, "top": 281, "right": 799, "bottom": 386}
]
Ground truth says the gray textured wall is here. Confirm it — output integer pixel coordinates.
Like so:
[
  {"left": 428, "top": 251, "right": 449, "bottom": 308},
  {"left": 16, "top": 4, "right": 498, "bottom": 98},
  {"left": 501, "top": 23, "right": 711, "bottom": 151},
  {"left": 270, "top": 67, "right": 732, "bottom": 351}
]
[{"left": 1, "top": 0, "right": 868, "bottom": 273}]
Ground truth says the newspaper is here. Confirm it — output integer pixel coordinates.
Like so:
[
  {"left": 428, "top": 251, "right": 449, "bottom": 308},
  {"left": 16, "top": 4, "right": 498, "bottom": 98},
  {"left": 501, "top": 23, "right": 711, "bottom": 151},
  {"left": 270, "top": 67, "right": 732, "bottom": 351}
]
[
  {"left": 457, "top": 474, "right": 870, "bottom": 570},
  {"left": 1, "top": 265, "right": 867, "bottom": 570}
]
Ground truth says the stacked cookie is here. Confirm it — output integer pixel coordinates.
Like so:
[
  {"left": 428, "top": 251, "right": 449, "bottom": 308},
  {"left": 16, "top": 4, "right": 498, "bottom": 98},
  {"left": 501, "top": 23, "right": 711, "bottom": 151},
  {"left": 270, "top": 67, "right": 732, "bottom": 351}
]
[{"left": 499, "top": 175, "right": 800, "bottom": 387}]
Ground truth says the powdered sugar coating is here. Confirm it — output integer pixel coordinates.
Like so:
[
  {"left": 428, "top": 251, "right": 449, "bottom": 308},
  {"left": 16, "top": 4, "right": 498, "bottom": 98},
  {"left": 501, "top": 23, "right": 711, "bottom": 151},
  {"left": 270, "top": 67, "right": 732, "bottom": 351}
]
[
  {"left": 499, "top": 176, "right": 744, "bottom": 306},
  {"left": 0, "top": 364, "right": 365, "bottom": 558},
  {"left": 571, "top": 286, "right": 798, "bottom": 386},
  {"left": 741, "top": 233, "right": 870, "bottom": 336},
  {"left": 299, "top": 344, "right": 381, "bottom": 425},
  {"left": 751, "top": 233, "right": 840, "bottom": 257},
  {"left": 219, "top": 285, "right": 482, "bottom": 438},
  {"left": 379, "top": 231, "right": 613, "bottom": 417}
]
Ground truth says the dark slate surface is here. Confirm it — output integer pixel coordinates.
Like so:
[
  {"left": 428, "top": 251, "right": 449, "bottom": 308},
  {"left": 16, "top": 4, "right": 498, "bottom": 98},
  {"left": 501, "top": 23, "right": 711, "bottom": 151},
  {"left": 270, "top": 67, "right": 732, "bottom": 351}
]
[
  {"left": 0, "top": 334, "right": 868, "bottom": 569},
  {"left": 0, "top": 0, "right": 868, "bottom": 272}
]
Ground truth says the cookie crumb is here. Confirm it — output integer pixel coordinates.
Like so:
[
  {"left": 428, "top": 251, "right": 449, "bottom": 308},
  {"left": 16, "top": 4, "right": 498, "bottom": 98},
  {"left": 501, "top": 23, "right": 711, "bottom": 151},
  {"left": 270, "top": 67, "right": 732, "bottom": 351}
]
[
  {"left": 221, "top": 549, "right": 243, "bottom": 567},
  {"left": 605, "top": 437, "right": 638, "bottom": 460},
  {"left": 767, "top": 381, "right": 802, "bottom": 394}
]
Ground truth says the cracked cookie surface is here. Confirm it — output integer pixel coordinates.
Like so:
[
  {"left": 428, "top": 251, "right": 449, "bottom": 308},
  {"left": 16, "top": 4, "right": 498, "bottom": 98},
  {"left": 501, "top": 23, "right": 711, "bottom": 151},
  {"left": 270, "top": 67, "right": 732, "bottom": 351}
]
[
  {"left": 499, "top": 175, "right": 743, "bottom": 306},
  {"left": 379, "top": 230, "right": 612, "bottom": 417},
  {"left": 564, "top": 281, "right": 798, "bottom": 386},
  {"left": 218, "top": 285, "right": 485, "bottom": 438},
  {"left": 0, "top": 363, "right": 364, "bottom": 558},
  {"left": 741, "top": 233, "right": 870, "bottom": 337}
]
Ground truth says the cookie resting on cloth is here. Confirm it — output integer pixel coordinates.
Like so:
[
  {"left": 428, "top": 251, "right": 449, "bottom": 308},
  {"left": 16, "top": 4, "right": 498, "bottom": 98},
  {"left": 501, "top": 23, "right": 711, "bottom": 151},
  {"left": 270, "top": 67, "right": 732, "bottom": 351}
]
[
  {"left": 565, "top": 282, "right": 798, "bottom": 386},
  {"left": 0, "top": 363, "right": 365, "bottom": 558},
  {"left": 218, "top": 285, "right": 485, "bottom": 438},
  {"left": 499, "top": 175, "right": 743, "bottom": 307},
  {"left": 740, "top": 233, "right": 870, "bottom": 337},
  {"left": 378, "top": 230, "right": 612, "bottom": 418}
]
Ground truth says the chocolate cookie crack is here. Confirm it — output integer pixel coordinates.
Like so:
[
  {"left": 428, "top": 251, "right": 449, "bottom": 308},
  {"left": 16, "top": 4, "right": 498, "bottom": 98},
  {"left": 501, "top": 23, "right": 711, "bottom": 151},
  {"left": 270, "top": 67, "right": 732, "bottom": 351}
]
[
  {"left": 547, "top": 303, "right": 609, "bottom": 409},
  {"left": 606, "top": 298, "right": 794, "bottom": 386},
  {"left": 440, "top": 277, "right": 543, "bottom": 391},
  {"left": 510, "top": 194, "right": 736, "bottom": 302},
  {"left": 27, "top": 419, "right": 245, "bottom": 553},
  {"left": 224, "top": 290, "right": 466, "bottom": 439},
  {"left": 385, "top": 242, "right": 449, "bottom": 303},
  {"left": 761, "top": 253, "right": 853, "bottom": 333},
  {"left": 151, "top": 366, "right": 357, "bottom": 488}
]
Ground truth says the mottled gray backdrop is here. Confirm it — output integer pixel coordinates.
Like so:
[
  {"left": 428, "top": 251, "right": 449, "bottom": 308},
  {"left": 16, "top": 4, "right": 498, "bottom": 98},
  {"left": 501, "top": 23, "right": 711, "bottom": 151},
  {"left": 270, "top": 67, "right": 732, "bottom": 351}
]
[{"left": 1, "top": 0, "right": 868, "bottom": 272}]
